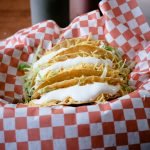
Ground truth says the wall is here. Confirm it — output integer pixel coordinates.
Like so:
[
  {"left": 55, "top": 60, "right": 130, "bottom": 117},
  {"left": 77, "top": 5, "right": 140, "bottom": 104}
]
[{"left": 0, "top": 0, "right": 31, "bottom": 40}]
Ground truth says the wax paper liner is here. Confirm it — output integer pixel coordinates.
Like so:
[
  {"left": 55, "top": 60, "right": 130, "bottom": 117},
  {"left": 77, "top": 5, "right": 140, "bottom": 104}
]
[{"left": 0, "top": 0, "right": 150, "bottom": 149}]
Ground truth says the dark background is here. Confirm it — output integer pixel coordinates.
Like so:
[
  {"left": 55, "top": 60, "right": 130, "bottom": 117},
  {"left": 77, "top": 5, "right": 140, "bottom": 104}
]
[{"left": 0, "top": 0, "right": 101, "bottom": 40}]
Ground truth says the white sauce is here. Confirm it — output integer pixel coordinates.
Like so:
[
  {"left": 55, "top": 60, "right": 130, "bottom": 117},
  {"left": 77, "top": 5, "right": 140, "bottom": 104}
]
[
  {"left": 32, "top": 82, "right": 120, "bottom": 104},
  {"left": 35, "top": 56, "right": 112, "bottom": 85},
  {"left": 33, "top": 48, "right": 67, "bottom": 69}
]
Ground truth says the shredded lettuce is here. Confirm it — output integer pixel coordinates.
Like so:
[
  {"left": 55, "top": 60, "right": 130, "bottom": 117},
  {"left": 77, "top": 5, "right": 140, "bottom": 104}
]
[
  {"left": 32, "top": 40, "right": 43, "bottom": 63},
  {"left": 100, "top": 64, "right": 108, "bottom": 78},
  {"left": 102, "top": 45, "right": 115, "bottom": 51},
  {"left": 18, "top": 63, "right": 30, "bottom": 71}
]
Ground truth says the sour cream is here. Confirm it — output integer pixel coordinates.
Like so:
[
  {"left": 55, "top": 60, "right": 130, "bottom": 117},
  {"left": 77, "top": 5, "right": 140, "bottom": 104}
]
[
  {"left": 34, "top": 56, "right": 112, "bottom": 85},
  {"left": 32, "top": 82, "right": 120, "bottom": 104},
  {"left": 33, "top": 48, "right": 67, "bottom": 69}
]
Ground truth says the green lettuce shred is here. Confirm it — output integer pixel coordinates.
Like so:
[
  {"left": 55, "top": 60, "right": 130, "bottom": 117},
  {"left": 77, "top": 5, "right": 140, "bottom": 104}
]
[{"left": 18, "top": 63, "right": 30, "bottom": 71}]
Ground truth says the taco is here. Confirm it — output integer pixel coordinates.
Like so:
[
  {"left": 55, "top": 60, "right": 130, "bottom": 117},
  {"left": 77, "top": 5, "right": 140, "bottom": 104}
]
[{"left": 21, "top": 37, "right": 133, "bottom": 106}]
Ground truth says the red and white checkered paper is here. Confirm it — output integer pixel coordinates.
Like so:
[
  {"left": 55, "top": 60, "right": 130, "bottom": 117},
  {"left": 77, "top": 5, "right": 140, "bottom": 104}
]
[{"left": 0, "top": 0, "right": 150, "bottom": 149}]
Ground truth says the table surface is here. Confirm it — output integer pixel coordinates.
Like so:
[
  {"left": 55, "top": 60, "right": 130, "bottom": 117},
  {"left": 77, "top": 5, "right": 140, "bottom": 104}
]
[{"left": 0, "top": 0, "right": 31, "bottom": 40}]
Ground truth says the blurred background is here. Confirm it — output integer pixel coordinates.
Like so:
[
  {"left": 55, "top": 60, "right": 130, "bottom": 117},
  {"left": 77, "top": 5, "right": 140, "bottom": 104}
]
[
  {"left": 0, "top": 0, "right": 100, "bottom": 40},
  {"left": 0, "top": 0, "right": 31, "bottom": 40},
  {"left": 0, "top": 0, "right": 149, "bottom": 40}
]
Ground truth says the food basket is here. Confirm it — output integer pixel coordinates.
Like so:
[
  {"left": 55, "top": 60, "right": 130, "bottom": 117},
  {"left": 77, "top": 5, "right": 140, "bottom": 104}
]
[{"left": 0, "top": 0, "right": 150, "bottom": 149}]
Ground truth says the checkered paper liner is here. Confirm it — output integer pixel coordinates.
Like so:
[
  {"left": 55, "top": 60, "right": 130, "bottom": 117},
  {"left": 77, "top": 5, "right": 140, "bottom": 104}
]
[{"left": 0, "top": 0, "right": 150, "bottom": 149}]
